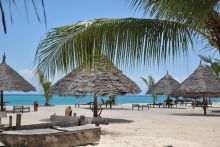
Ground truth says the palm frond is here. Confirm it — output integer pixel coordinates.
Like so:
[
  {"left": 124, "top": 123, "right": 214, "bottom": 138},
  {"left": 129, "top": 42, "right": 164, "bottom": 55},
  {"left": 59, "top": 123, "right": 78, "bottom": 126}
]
[
  {"left": 140, "top": 75, "right": 155, "bottom": 89},
  {"left": 128, "top": 0, "right": 220, "bottom": 29},
  {"left": 199, "top": 54, "right": 212, "bottom": 63},
  {"left": 0, "top": 0, "right": 46, "bottom": 33},
  {"left": 35, "top": 18, "right": 195, "bottom": 77}
]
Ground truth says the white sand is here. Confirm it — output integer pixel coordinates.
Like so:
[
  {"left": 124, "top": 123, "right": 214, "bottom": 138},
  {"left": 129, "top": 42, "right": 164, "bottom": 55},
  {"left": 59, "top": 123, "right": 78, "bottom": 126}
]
[{"left": 1, "top": 104, "right": 220, "bottom": 147}]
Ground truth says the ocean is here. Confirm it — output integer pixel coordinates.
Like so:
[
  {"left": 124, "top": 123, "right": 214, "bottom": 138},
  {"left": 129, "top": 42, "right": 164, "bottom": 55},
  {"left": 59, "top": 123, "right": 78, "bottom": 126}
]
[
  {"left": 3, "top": 94, "right": 167, "bottom": 106},
  {"left": 3, "top": 94, "right": 220, "bottom": 106}
]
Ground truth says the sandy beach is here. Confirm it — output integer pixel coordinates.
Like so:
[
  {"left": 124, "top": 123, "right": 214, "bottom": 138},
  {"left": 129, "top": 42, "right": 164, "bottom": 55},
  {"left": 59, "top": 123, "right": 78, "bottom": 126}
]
[{"left": 1, "top": 104, "right": 220, "bottom": 147}]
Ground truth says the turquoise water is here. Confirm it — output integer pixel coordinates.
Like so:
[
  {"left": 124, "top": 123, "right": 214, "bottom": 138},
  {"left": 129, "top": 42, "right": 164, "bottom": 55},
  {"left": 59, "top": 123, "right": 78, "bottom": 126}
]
[
  {"left": 3, "top": 94, "right": 220, "bottom": 106},
  {"left": 3, "top": 94, "right": 168, "bottom": 106}
]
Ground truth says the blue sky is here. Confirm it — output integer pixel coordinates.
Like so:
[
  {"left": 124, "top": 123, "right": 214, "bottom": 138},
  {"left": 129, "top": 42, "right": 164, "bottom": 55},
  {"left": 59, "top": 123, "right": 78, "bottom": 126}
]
[{"left": 0, "top": 0, "right": 215, "bottom": 94}]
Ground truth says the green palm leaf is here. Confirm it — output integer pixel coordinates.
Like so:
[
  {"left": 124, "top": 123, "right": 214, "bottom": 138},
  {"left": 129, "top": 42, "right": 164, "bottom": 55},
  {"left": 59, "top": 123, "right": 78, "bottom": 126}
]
[
  {"left": 128, "top": 0, "right": 220, "bottom": 29},
  {"left": 199, "top": 55, "right": 212, "bottom": 63},
  {"left": 0, "top": 0, "right": 46, "bottom": 33},
  {"left": 140, "top": 75, "right": 157, "bottom": 104},
  {"left": 140, "top": 76, "right": 155, "bottom": 89},
  {"left": 35, "top": 18, "right": 194, "bottom": 77}
]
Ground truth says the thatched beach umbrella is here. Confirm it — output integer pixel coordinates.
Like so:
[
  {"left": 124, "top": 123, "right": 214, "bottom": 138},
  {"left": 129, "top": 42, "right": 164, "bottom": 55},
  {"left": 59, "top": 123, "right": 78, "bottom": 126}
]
[
  {"left": 146, "top": 73, "right": 180, "bottom": 107},
  {"left": 0, "top": 54, "right": 36, "bottom": 111},
  {"left": 147, "top": 73, "right": 180, "bottom": 96},
  {"left": 173, "top": 64, "right": 220, "bottom": 115},
  {"left": 50, "top": 57, "right": 141, "bottom": 117}
]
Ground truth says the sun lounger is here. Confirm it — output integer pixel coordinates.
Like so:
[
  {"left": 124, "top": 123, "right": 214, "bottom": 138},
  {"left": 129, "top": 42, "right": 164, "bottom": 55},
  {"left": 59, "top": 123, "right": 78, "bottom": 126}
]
[
  {"left": 149, "top": 103, "right": 163, "bottom": 108},
  {"left": 132, "top": 104, "right": 140, "bottom": 110},
  {"left": 192, "top": 101, "right": 212, "bottom": 108},
  {"left": 132, "top": 104, "right": 149, "bottom": 110},
  {"left": 75, "top": 102, "right": 93, "bottom": 109},
  {"left": 13, "top": 106, "right": 30, "bottom": 113},
  {"left": 101, "top": 99, "right": 113, "bottom": 109}
]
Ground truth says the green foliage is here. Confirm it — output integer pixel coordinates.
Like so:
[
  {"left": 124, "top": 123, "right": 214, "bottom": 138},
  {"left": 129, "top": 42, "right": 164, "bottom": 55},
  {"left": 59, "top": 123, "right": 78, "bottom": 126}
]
[
  {"left": 140, "top": 75, "right": 157, "bottom": 104},
  {"left": 0, "top": 0, "right": 46, "bottom": 33},
  {"left": 199, "top": 55, "right": 220, "bottom": 75},
  {"left": 128, "top": 0, "right": 220, "bottom": 29},
  {"left": 34, "top": 0, "right": 220, "bottom": 79},
  {"left": 38, "top": 72, "right": 52, "bottom": 106},
  {"left": 35, "top": 18, "right": 194, "bottom": 77}
]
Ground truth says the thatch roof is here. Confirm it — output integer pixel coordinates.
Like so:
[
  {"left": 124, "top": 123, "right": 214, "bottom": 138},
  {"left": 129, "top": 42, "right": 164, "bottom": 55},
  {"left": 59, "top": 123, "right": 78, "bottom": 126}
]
[
  {"left": 173, "top": 64, "right": 220, "bottom": 98},
  {"left": 50, "top": 57, "right": 141, "bottom": 97},
  {"left": 0, "top": 54, "right": 36, "bottom": 92},
  {"left": 147, "top": 73, "right": 180, "bottom": 96}
]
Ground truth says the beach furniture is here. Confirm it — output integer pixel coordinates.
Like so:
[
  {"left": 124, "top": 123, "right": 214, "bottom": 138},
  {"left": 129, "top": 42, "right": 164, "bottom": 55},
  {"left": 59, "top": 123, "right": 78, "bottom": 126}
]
[
  {"left": 0, "top": 54, "right": 36, "bottom": 111},
  {"left": 132, "top": 104, "right": 140, "bottom": 110},
  {"left": 149, "top": 103, "right": 163, "bottom": 108},
  {"left": 132, "top": 104, "right": 149, "bottom": 110},
  {"left": 101, "top": 98, "right": 113, "bottom": 109},
  {"left": 172, "top": 64, "right": 220, "bottom": 115},
  {"left": 147, "top": 73, "right": 180, "bottom": 109},
  {"left": 75, "top": 102, "right": 93, "bottom": 109},
  {"left": 50, "top": 57, "right": 140, "bottom": 118},
  {"left": 13, "top": 106, "right": 30, "bottom": 113}
]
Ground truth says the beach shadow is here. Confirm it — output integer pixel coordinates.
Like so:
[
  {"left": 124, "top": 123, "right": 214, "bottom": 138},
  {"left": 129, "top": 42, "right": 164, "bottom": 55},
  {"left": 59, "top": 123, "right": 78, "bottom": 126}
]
[
  {"left": 169, "top": 113, "right": 220, "bottom": 117},
  {"left": 39, "top": 105, "right": 55, "bottom": 107},
  {"left": 104, "top": 108, "right": 131, "bottom": 110},
  {"left": 39, "top": 118, "right": 51, "bottom": 122},
  {"left": 211, "top": 110, "right": 220, "bottom": 113},
  {"left": 84, "top": 108, "right": 131, "bottom": 111},
  {"left": 149, "top": 107, "right": 187, "bottom": 110},
  {"left": 39, "top": 117, "right": 134, "bottom": 124},
  {"left": 108, "top": 118, "right": 134, "bottom": 124}
]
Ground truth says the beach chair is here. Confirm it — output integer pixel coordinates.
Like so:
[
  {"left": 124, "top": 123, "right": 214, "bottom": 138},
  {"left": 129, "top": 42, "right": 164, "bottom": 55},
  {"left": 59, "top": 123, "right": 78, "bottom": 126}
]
[
  {"left": 132, "top": 104, "right": 149, "bottom": 110},
  {"left": 149, "top": 103, "right": 163, "bottom": 108},
  {"left": 75, "top": 102, "right": 93, "bottom": 109},
  {"left": 101, "top": 99, "right": 113, "bottom": 109},
  {"left": 13, "top": 106, "right": 30, "bottom": 113}
]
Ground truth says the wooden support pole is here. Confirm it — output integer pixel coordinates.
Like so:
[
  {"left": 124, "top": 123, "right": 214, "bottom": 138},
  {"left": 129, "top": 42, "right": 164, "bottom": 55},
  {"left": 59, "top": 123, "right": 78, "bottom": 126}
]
[
  {"left": 16, "top": 114, "right": 21, "bottom": 129},
  {"left": 9, "top": 116, "right": 12, "bottom": 128},
  {"left": 93, "top": 94, "right": 98, "bottom": 118},
  {"left": 1, "top": 91, "right": 3, "bottom": 111},
  {"left": 203, "top": 97, "right": 207, "bottom": 115}
]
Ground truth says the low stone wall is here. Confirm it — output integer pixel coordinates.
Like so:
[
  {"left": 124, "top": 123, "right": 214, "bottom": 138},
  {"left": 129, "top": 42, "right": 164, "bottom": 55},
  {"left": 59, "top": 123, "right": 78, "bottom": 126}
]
[{"left": 0, "top": 126, "right": 101, "bottom": 147}]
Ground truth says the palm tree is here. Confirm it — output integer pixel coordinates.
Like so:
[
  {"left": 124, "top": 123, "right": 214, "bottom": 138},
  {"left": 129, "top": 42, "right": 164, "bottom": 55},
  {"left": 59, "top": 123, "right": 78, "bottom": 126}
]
[
  {"left": 38, "top": 72, "right": 52, "bottom": 106},
  {"left": 140, "top": 76, "right": 157, "bottom": 105},
  {"left": 199, "top": 55, "right": 220, "bottom": 75},
  {"left": 35, "top": 1, "right": 220, "bottom": 77},
  {"left": 0, "top": 0, "right": 46, "bottom": 33}
]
